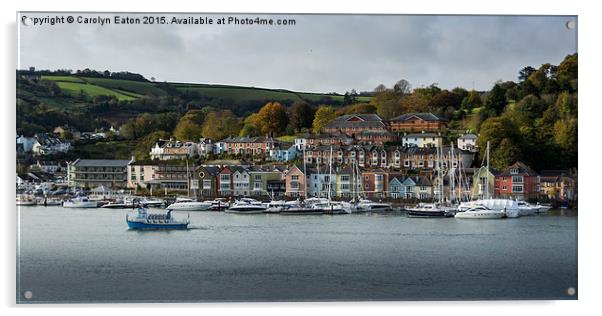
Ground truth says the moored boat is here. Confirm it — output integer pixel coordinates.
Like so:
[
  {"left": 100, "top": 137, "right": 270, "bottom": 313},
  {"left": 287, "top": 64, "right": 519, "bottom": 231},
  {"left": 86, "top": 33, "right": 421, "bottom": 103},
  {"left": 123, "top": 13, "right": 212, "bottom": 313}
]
[
  {"left": 407, "top": 203, "right": 453, "bottom": 218},
  {"left": 166, "top": 200, "right": 212, "bottom": 211},
  {"left": 63, "top": 196, "right": 98, "bottom": 208},
  {"left": 225, "top": 200, "right": 267, "bottom": 214},
  {"left": 357, "top": 199, "right": 392, "bottom": 212},
  {"left": 454, "top": 205, "right": 505, "bottom": 219},
  {"left": 16, "top": 194, "right": 36, "bottom": 206},
  {"left": 126, "top": 208, "right": 189, "bottom": 230}
]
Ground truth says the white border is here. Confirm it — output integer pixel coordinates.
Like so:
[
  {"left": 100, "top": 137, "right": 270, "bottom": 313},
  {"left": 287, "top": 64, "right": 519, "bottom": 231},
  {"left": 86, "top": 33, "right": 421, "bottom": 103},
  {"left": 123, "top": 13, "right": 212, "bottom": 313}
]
[{"left": 2, "top": 0, "right": 600, "bottom": 315}]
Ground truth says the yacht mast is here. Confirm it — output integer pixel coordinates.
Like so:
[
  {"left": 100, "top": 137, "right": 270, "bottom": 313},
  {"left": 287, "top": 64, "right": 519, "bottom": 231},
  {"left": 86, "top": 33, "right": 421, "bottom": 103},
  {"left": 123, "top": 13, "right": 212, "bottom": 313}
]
[
  {"left": 486, "top": 141, "right": 490, "bottom": 199},
  {"left": 328, "top": 146, "right": 333, "bottom": 202},
  {"left": 303, "top": 146, "right": 307, "bottom": 199},
  {"left": 450, "top": 143, "right": 456, "bottom": 204}
]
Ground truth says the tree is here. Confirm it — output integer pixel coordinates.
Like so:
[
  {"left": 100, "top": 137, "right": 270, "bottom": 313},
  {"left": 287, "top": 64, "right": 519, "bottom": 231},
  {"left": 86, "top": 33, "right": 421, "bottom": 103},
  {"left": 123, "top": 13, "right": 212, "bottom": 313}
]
[
  {"left": 201, "top": 110, "right": 241, "bottom": 140},
  {"left": 476, "top": 117, "right": 522, "bottom": 170},
  {"left": 135, "top": 131, "right": 170, "bottom": 160},
  {"left": 312, "top": 106, "right": 337, "bottom": 133},
  {"left": 518, "top": 66, "right": 536, "bottom": 82},
  {"left": 289, "top": 101, "right": 314, "bottom": 133},
  {"left": 484, "top": 84, "right": 507, "bottom": 115},
  {"left": 461, "top": 90, "right": 482, "bottom": 110},
  {"left": 393, "top": 79, "right": 412, "bottom": 95},
  {"left": 253, "top": 102, "right": 289, "bottom": 136}
]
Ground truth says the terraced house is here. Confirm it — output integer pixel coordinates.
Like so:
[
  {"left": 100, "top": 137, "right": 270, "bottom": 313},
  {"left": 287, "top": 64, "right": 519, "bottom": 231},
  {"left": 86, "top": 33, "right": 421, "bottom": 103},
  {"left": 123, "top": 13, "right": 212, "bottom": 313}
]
[
  {"left": 219, "top": 136, "right": 281, "bottom": 158},
  {"left": 389, "top": 175, "right": 433, "bottom": 199},
  {"left": 248, "top": 166, "right": 286, "bottom": 197},
  {"left": 284, "top": 165, "right": 307, "bottom": 198}
]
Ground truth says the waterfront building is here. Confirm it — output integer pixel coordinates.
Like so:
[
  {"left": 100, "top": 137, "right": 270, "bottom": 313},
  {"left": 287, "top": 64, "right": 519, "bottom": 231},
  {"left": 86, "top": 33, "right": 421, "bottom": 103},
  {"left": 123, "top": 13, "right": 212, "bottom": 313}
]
[
  {"left": 389, "top": 176, "right": 433, "bottom": 199},
  {"left": 248, "top": 166, "right": 285, "bottom": 197},
  {"left": 360, "top": 169, "right": 389, "bottom": 199},
  {"left": 335, "top": 166, "right": 353, "bottom": 198},
  {"left": 196, "top": 165, "right": 220, "bottom": 199},
  {"left": 231, "top": 166, "right": 250, "bottom": 197},
  {"left": 127, "top": 160, "right": 159, "bottom": 190},
  {"left": 153, "top": 161, "right": 194, "bottom": 192},
  {"left": 457, "top": 134, "right": 478, "bottom": 151},
  {"left": 67, "top": 159, "right": 132, "bottom": 189},
  {"left": 471, "top": 166, "right": 498, "bottom": 199},
  {"left": 284, "top": 165, "right": 307, "bottom": 198},
  {"left": 308, "top": 165, "right": 335, "bottom": 198},
  {"left": 495, "top": 161, "right": 540, "bottom": 200},
  {"left": 539, "top": 170, "right": 575, "bottom": 201},
  {"left": 217, "top": 166, "right": 234, "bottom": 197},
  {"left": 389, "top": 112, "right": 448, "bottom": 132}
]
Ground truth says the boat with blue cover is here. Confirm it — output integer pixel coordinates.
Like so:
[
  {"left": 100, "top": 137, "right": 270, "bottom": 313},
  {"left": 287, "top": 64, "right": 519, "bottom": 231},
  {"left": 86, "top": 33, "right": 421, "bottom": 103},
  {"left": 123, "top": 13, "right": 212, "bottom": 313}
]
[{"left": 126, "top": 207, "right": 189, "bottom": 230}]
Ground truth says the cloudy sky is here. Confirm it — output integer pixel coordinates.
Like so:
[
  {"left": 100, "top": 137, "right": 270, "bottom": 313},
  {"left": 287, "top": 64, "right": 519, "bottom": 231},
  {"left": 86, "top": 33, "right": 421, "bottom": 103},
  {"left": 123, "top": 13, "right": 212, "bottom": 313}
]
[{"left": 18, "top": 13, "right": 577, "bottom": 93}]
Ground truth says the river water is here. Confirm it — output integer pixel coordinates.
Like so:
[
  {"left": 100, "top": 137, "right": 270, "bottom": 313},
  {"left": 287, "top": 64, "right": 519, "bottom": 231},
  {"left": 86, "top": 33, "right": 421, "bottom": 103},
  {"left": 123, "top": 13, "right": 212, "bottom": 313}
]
[{"left": 17, "top": 206, "right": 577, "bottom": 303}]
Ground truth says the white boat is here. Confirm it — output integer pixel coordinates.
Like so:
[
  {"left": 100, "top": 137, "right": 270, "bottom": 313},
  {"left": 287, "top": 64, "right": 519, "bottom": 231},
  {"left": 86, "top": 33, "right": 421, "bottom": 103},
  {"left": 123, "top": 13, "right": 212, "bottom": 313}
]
[
  {"left": 166, "top": 200, "right": 212, "bottom": 211},
  {"left": 63, "top": 196, "right": 98, "bottom": 208},
  {"left": 16, "top": 195, "right": 36, "bottom": 206},
  {"left": 208, "top": 198, "right": 230, "bottom": 211},
  {"left": 37, "top": 197, "right": 63, "bottom": 206},
  {"left": 263, "top": 200, "right": 288, "bottom": 213},
  {"left": 455, "top": 205, "right": 505, "bottom": 219},
  {"left": 458, "top": 199, "right": 520, "bottom": 218},
  {"left": 516, "top": 201, "right": 537, "bottom": 216},
  {"left": 226, "top": 200, "right": 267, "bottom": 214},
  {"left": 357, "top": 199, "right": 392, "bottom": 212},
  {"left": 534, "top": 203, "right": 552, "bottom": 213}
]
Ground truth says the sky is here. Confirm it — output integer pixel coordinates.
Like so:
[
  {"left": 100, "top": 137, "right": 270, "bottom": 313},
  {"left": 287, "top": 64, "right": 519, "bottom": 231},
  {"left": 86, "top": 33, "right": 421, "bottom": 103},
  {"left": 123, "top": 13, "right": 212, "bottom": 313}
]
[{"left": 18, "top": 13, "right": 577, "bottom": 93}]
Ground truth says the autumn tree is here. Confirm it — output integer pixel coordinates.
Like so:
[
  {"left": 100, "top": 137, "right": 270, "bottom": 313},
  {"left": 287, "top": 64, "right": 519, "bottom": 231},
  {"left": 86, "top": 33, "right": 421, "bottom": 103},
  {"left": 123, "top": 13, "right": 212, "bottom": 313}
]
[
  {"left": 288, "top": 101, "right": 315, "bottom": 133},
  {"left": 201, "top": 110, "right": 242, "bottom": 140},
  {"left": 250, "top": 102, "right": 289, "bottom": 136},
  {"left": 312, "top": 106, "right": 337, "bottom": 133}
]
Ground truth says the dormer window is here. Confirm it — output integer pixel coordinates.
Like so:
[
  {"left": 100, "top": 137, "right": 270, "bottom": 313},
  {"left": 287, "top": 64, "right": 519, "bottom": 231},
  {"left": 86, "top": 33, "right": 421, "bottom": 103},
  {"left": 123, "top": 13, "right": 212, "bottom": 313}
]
[{"left": 510, "top": 168, "right": 519, "bottom": 174}]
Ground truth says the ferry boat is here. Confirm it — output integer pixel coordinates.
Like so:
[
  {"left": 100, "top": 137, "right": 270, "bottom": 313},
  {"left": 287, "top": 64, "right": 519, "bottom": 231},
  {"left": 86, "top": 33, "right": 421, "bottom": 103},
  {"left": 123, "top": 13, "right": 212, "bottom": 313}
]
[
  {"left": 63, "top": 196, "right": 98, "bottom": 208},
  {"left": 225, "top": 200, "right": 267, "bottom": 214},
  {"left": 406, "top": 203, "right": 453, "bottom": 218},
  {"left": 454, "top": 205, "right": 505, "bottom": 219},
  {"left": 126, "top": 208, "right": 189, "bottom": 230}
]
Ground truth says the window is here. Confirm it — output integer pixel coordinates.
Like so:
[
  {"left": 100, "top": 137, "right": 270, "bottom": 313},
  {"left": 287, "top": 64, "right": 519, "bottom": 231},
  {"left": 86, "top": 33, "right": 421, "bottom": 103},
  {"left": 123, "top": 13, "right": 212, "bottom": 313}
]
[
  {"left": 512, "top": 185, "right": 524, "bottom": 193},
  {"left": 291, "top": 175, "right": 299, "bottom": 181},
  {"left": 341, "top": 175, "right": 350, "bottom": 182},
  {"left": 203, "top": 179, "right": 212, "bottom": 189},
  {"left": 512, "top": 176, "right": 524, "bottom": 183},
  {"left": 255, "top": 175, "right": 261, "bottom": 181},
  {"left": 510, "top": 168, "right": 519, "bottom": 174},
  {"left": 502, "top": 185, "right": 507, "bottom": 190}
]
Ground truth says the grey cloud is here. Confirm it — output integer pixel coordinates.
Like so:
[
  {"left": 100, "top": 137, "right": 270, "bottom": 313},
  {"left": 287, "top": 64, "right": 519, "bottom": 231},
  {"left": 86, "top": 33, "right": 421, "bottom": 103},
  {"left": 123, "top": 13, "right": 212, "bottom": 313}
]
[{"left": 19, "top": 13, "right": 577, "bottom": 93}]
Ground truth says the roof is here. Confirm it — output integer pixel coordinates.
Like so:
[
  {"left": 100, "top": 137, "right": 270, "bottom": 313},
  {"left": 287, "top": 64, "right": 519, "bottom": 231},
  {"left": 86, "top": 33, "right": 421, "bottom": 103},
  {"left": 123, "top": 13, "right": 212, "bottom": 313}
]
[
  {"left": 218, "top": 136, "right": 279, "bottom": 143},
  {"left": 458, "top": 134, "right": 478, "bottom": 139},
  {"left": 333, "top": 114, "right": 383, "bottom": 122},
  {"left": 499, "top": 161, "right": 539, "bottom": 176},
  {"left": 390, "top": 112, "right": 447, "bottom": 122},
  {"left": 404, "top": 133, "right": 441, "bottom": 138},
  {"left": 72, "top": 159, "right": 131, "bottom": 167}
]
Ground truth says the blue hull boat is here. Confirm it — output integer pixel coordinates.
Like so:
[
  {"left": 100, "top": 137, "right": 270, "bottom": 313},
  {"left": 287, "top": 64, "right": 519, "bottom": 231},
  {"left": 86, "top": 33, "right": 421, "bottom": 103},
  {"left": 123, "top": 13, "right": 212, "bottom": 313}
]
[
  {"left": 126, "top": 208, "right": 189, "bottom": 230},
  {"left": 126, "top": 220, "right": 188, "bottom": 230}
]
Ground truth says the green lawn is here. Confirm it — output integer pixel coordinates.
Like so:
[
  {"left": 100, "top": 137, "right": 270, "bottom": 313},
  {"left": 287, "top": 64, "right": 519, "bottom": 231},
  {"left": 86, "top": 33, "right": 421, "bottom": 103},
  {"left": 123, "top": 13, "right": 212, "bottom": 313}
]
[{"left": 55, "top": 82, "right": 137, "bottom": 101}]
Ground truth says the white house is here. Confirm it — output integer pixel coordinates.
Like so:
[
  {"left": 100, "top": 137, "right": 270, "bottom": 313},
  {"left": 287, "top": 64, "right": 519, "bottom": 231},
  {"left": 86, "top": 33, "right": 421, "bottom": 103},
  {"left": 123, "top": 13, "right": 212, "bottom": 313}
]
[
  {"left": 149, "top": 138, "right": 196, "bottom": 160},
  {"left": 402, "top": 131, "right": 442, "bottom": 148},
  {"left": 16, "top": 135, "right": 36, "bottom": 152},
  {"left": 457, "top": 134, "right": 478, "bottom": 151},
  {"left": 268, "top": 145, "right": 297, "bottom": 162},
  {"left": 213, "top": 140, "right": 227, "bottom": 155},
  {"left": 294, "top": 137, "right": 307, "bottom": 150},
  {"left": 30, "top": 133, "right": 71, "bottom": 156},
  {"left": 197, "top": 138, "right": 214, "bottom": 156}
]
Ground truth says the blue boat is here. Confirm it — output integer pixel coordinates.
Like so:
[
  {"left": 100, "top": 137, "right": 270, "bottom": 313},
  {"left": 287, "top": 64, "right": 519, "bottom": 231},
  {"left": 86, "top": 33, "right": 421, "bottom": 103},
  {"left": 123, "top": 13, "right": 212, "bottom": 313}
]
[{"left": 126, "top": 208, "right": 189, "bottom": 230}]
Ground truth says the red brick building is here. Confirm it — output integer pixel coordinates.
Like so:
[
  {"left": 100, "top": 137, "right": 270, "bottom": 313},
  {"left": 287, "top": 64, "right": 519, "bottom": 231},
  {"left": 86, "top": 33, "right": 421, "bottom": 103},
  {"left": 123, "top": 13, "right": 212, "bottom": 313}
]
[
  {"left": 388, "top": 113, "right": 447, "bottom": 132},
  {"left": 495, "top": 161, "right": 540, "bottom": 200}
]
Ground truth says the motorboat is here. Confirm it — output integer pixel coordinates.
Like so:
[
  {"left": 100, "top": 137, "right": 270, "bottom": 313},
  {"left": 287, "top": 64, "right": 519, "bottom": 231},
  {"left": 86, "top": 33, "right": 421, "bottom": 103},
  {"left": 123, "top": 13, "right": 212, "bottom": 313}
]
[
  {"left": 516, "top": 201, "right": 537, "bottom": 216},
  {"left": 208, "top": 198, "right": 230, "bottom": 211},
  {"left": 237, "top": 197, "right": 263, "bottom": 205},
  {"left": 264, "top": 200, "right": 287, "bottom": 213},
  {"left": 280, "top": 200, "right": 323, "bottom": 215},
  {"left": 139, "top": 197, "right": 165, "bottom": 208},
  {"left": 166, "top": 200, "right": 212, "bottom": 211},
  {"left": 406, "top": 203, "right": 453, "bottom": 218},
  {"left": 313, "top": 201, "right": 352, "bottom": 215},
  {"left": 16, "top": 195, "right": 36, "bottom": 206},
  {"left": 63, "top": 196, "right": 98, "bottom": 208},
  {"left": 458, "top": 199, "right": 520, "bottom": 218},
  {"left": 101, "top": 201, "right": 134, "bottom": 209},
  {"left": 534, "top": 203, "right": 552, "bottom": 213},
  {"left": 454, "top": 205, "right": 505, "bottom": 219},
  {"left": 225, "top": 200, "right": 267, "bottom": 214},
  {"left": 357, "top": 199, "right": 392, "bottom": 212},
  {"left": 37, "top": 197, "right": 63, "bottom": 206},
  {"left": 126, "top": 208, "right": 189, "bottom": 230}
]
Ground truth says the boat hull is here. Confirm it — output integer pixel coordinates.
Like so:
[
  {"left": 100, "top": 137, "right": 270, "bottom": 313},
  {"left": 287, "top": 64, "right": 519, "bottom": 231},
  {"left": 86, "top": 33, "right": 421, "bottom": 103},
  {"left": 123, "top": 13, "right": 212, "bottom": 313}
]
[
  {"left": 126, "top": 220, "right": 188, "bottom": 230},
  {"left": 455, "top": 211, "right": 505, "bottom": 219},
  {"left": 225, "top": 209, "right": 266, "bottom": 214},
  {"left": 407, "top": 210, "right": 448, "bottom": 218},
  {"left": 280, "top": 208, "right": 323, "bottom": 215},
  {"left": 63, "top": 202, "right": 98, "bottom": 208}
]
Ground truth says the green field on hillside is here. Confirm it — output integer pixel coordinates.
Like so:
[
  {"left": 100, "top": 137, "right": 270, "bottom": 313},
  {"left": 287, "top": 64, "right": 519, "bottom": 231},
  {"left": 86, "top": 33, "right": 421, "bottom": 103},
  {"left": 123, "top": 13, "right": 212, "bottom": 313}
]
[
  {"left": 55, "top": 82, "right": 137, "bottom": 101},
  {"left": 83, "top": 77, "right": 168, "bottom": 96}
]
